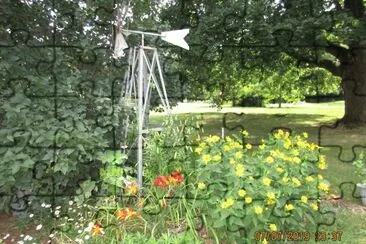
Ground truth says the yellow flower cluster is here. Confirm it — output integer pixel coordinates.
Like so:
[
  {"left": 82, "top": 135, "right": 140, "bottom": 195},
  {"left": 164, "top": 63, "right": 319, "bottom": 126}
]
[
  {"left": 221, "top": 197, "right": 234, "bottom": 209},
  {"left": 206, "top": 135, "right": 221, "bottom": 143},
  {"left": 310, "top": 203, "right": 318, "bottom": 211},
  {"left": 269, "top": 224, "right": 277, "bottom": 231},
  {"left": 254, "top": 205, "right": 263, "bottom": 215},
  {"left": 201, "top": 154, "right": 211, "bottom": 164},
  {"left": 241, "top": 130, "right": 249, "bottom": 137},
  {"left": 198, "top": 182, "right": 206, "bottom": 190},
  {"left": 292, "top": 177, "right": 302, "bottom": 187},
  {"left": 285, "top": 204, "right": 295, "bottom": 211},
  {"left": 270, "top": 149, "right": 301, "bottom": 164},
  {"left": 245, "top": 196, "right": 253, "bottom": 203},
  {"left": 318, "top": 182, "right": 329, "bottom": 192},
  {"left": 262, "top": 177, "right": 272, "bottom": 186},
  {"left": 301, "top": 195, "right": 308, "bottom": 203},
  {"left": 235, "top": 164, "right": 245, "bottom": 177},
  {"left": 238, "top": 189, "right": 246, "bottom": 197},
  {"left": 318, "top": 155, "right": 327, "bottom": 170},
  {"left": 267, "top": 192, "right": 276, "bottom": 205},
  {"left": 195, "top": 142, "right": 207, "bottom": 154}
]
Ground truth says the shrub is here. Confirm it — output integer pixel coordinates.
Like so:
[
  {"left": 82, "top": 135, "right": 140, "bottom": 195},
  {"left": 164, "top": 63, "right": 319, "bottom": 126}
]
[{"left": 191, "top": 130, "right": 330, "bottom": 243}]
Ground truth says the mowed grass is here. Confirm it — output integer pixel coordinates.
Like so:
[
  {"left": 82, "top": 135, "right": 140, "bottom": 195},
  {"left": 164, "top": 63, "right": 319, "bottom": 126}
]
[{"left": 150, "top": 101, "right": 366, "bottom": 243}]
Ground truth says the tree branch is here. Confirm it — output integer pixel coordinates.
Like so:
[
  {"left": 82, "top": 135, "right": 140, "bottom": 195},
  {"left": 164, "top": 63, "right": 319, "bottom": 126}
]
[
  {"left": 326, "top": 42, "right": 351, "bottom": 63},
  {"left": 317, "top": 59, "right": 342, "bottom": 77}
]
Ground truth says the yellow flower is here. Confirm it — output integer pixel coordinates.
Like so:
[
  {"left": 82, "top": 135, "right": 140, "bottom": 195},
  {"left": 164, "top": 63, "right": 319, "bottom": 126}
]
[
  {"left": 285, "top": 204, "right": 295, "bottom": 211},
  {"left": 309, "top": 143, "right": 319, "bottom": 151},
  {"left": 254, "top": 205, "right": 263, "bottom": 215},
  {"left": 284, "top": 139, "right": 292, "bottom": 149},
  {"left": 195, "top": 147, "right": 203, "bottom": 154},
  {"left": 276, "top": 167, "right": 284, "bottom": 173},
  {"left": 275, "top": 129, "right": 284, "bottom": 139},
  {"left": 259, "top": 144, "right": 266, "bottom": 150},
  {"left": 229, "top": 158, "right": 236, "bottom": 165},
  {"left": 262, "top": 177, "right": 271, "bottom": 186},
  {"left": 282, "top": 177, "right": 289, "bottom": 183},
  {"left": 310, "top": 203, "right": 318, "bottom": 211},
  {"left": 302, "top": 132, "right": 308, "bottom": 138},
  {"left": 262, "top": 239, "right": 268, "bottom": 244},
  {"left": 238, "top": 189, "right": 247, "bottom": 197},
  {"left": 267, "top": 198, "right": 275, "bottom": 205},
  {"left": 269, "top": 224, "right": 277, "bottom": 231},
  {"left": 221, "top": 197, "right": 234, "bottom": 209},
  {"left": 224, "top": 145, "right": 231, "bottom": 152},
  {"left": 293, "top": 149, "right": 299, "bottom": 156},
  {"left": 246, "top": 144, "right": 252, "bottom": 150},
  {"left": 267, "top": 192, "right": 276, "bottom": 199},
  {"left": 318, "top": 182, "right": 329, "bottom": 192},
  {"left": 201, "top": 154, "right": 211, "bottom": 164},
  {"left": 241, "top": 130, "right": 249, "bottom": 137},
  {"left": 318, "top": 174, "right": 323, "bottom": 180},
  {"left": 225, "top": 136, "right": 233, "bottom": 142},
  {"left": 306, "top": 176, "right": 314, "bottom": 182},
  {"left": 266, "top": 156, "right": 274, "bottom": 164},
  {"left": 248, "top": 176, "right": 254, "bottom": 180},
  {"left": 206, "top": 135, "right": 221, "bottom": 143},
  {"left": 234, "top": 151, "right": 243, "bottom": 159},
  {"left": 198, "top": 182, "right": 206, "bottom": 190},
  {"left": 292, "top": 177, "right": 301, "bottom": 186},
  {"left": 318, "top": 155, "right": 327, "bottom": 170},
  {"left": 212, "top": 154, "right": 222, "bottom": 161},
  {"left": 245, "top": 197, "right": 252, "bottom": 204},
  {"left": 301, "top": 196, "right": 308, "bottom": 203},
  {"left": 198, "top": 142, "right": 207, "bottom": 148},
  {"left": 292, "top": 157, "right": 301, "bottom": 164},
  {"left": 235, "top": 164, "right": 245, "bottom": 177}
]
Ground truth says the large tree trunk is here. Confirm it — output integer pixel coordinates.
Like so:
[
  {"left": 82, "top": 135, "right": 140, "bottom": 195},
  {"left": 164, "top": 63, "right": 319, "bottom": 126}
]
[{"left": 340, "top": 50, "right": 366, "bottom": 124}]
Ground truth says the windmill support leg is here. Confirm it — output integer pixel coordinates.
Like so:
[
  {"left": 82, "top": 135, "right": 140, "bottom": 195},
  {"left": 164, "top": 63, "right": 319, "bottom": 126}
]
[{"left": 137, "top": 46, "right": 144, "bottom": 187}]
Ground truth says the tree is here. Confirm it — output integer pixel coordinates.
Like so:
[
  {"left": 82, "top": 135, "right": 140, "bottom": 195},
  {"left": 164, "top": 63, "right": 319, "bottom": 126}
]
[{"left": 161, "top": 0, "right": 366, "bottom": 124}]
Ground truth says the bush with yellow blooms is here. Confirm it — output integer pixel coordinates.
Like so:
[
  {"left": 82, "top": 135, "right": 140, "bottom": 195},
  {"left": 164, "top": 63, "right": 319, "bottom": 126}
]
[{"left": 192, "top": 130, "right": 330, "bottom": 243}]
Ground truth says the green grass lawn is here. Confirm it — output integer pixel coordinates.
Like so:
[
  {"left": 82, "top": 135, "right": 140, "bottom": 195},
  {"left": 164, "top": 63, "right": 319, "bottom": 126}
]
[{"left": 150, "top": 101, "right": 366, "bottom": 243}]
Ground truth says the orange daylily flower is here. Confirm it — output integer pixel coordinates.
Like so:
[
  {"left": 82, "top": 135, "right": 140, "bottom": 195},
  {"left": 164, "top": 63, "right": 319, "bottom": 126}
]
[
  {"left": 125, "top": 181, "right": 139, "bottom": 195},
  {"left": 92, "top": 222, "right": 104, "bottom": 235},
  {"left": 115, "top": 208, "right": 139, "bottom": 221}
]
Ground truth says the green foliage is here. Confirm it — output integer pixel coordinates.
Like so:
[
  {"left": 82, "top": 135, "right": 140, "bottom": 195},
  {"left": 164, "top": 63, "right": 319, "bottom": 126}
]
[
  {"left": 191, "top": 130, "right": 330, "bottom": 243},
  {"left": 352, "top": 153, "right": 366, "bottom": 184},
  {"left": 143, "top": 116, "right": 201, "bottom": 181}
]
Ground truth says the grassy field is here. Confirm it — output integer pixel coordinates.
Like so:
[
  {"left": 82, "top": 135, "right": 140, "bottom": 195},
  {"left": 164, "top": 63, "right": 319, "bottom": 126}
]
[{"left": 150, "top": 101, "right": 366, "bottom": 243}]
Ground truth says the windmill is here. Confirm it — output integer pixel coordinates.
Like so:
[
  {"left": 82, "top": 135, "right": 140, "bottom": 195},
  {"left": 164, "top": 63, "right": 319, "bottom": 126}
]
[{"left": 113, "top": 3, "right": 189, "bottom": 187}]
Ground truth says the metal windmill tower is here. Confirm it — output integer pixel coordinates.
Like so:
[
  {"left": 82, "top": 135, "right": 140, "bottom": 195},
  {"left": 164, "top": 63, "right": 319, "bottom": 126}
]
[{"left": 113, "top": 3, "right": 189, "bottom": 187}]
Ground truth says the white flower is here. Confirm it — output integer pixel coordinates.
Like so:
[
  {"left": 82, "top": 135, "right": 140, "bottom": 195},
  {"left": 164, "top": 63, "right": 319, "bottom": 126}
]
[
  {"left": 36, "top": 224, "right": 43, "bottom": 230},
  {"left": 84, "top": 235, "right": 90, "bottom": 240},
  {"left": 68, "top": 207, "right": 73, "bottom": 211},
  {"left": 73, "top": 209, "right": 77, "bottom": 213},
  {"left": 55, "top": 206, "right": 61, "bottom": 210},
  {"left": 20, "top": 234, "right": 24, "bottom": 238},
  {"left": 41, "top": 203, "right": 46, "bottom": 208},
  {"left": 49, "top": 234, "right": 54, "bottom": 238},
  {"left": 75, "top": 238, "right": 83, "bottom": 244},
  {"left": 24, "top": 235, "right": 32, "bottom": 241},
  {"left": 29, "top": 214, "right": 34, "bottom": 218},
  {"left": 3, "top": 233, "right": 10, "bottom": 240},
  {"left": 17, "top": 241, "right": 24, "bottom": 244},
  {"left": 69, "top": 200, "right": 73, "bottom": 206},
  {"left": 78, "top": 230, "right": 82, "bottom": 234},
  {"left": 45, "top": 204, "right": 51, "bottom": 208},
  {"left": 47, "top": 241, "right": 51, "bottom": 244},
  {"left": 84, "top": 222, "right": 93, "bottom": 232},
  {"left": 54, "top": 210, "right": 60, "bottom": 216}
]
